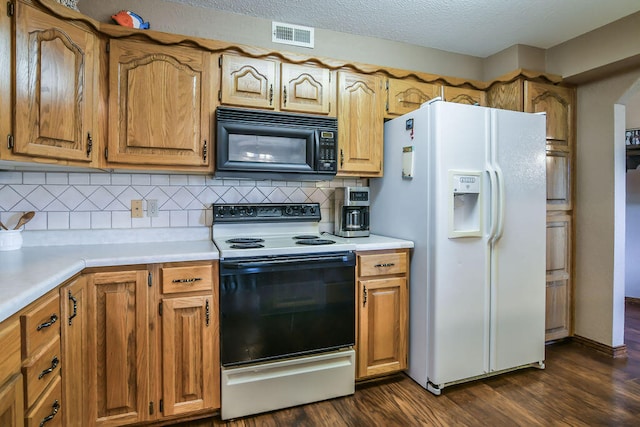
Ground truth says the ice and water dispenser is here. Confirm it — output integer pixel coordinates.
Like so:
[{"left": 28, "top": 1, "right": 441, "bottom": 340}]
[{"left": 449, "top": 171, "right": 482, "bottom": 238}]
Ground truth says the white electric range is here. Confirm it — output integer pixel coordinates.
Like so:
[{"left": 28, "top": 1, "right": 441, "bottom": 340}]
[{"left": 212, "top": 203, "right": 357, "bottom": 420}]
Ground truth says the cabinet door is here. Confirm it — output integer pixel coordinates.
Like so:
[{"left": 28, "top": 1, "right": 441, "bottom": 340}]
[
  {"left": 546, "top": 214, "right": 572, "bottom": 341},
  {"left": 108, "top": 39, "right": 213, "bottom": 169},
  {"left": 442, "top": 86, "right": 486, "bottom": 106},
  {"left": 60, "top": 276, "right": 88, "bottom": 427},
  {"left": 14, "top": 2, "right": 98, "bottom": 164},
  {"left": 525, "top": 81, "right": 574, "bottom": 211},
  {"left": 161, "top": 295, "right": 219, "bottom": 416},
  {"left": 357, "top": 277, "right": 408, "bottom": 378},
  {"left": 87, "top": 270, "right": 149, "bottom": 426},
  {"left": 280, "top": 63, "right": 332, "bottom": 115},
  {"left": 485, "top": 79, "right": 524, "bottom": 111},
  {"left": 0, "top": 1, "right": 10, "bottom": 158},
  {"left": 0, "top": 374, "right": 24, "bottom": 427},
  {"left": 386, "top": 78, "right": 441, "bottom": 117},
  {"left": 337, "top": 71, "right": 384, "bottom": 176},
  {"left": 220, "top": 55, "right": 278, "bottom": 109}
]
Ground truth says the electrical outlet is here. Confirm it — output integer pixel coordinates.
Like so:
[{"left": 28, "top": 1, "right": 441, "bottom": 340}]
[
  {"left": 131, "top": 200, "right": 143, "bottom": 218},
  {"left": 147, "top": 199, "right": 159, "bottom": 217}
]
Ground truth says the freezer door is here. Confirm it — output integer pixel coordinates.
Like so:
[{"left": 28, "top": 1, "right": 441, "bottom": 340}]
[
  {"left": 489, "top": 109, "right": 546, "bottom": 372},
  {"left": 427, "top": 102, "right": 491, "bottom": 386}
]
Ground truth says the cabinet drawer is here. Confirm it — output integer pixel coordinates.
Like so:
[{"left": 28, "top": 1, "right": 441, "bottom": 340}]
[
  {"left": 25, "top": 374, "right": 62, "bottom": 427},
  {"left": 0, "top": 319, "right": 21, "bottom": 385},
  {"left": 21, "top": 293, "right": 60, "bottom": 359},
  {"left": 358, "top": 252, "right": 407, "bottom": 277},
  {"left": 161, "top": 264, "right": 213, "bottom": 294},
  {"left": 23, "top": 336, "right": 61, "bottom": 409}
]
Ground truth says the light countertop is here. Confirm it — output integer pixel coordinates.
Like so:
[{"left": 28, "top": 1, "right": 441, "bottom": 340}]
[{"left": 0, "top": 234, "right": 413, "bottom": 323}]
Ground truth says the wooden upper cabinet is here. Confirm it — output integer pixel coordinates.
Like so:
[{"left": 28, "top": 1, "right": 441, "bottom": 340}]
[
  {"left": 386, "top": 78, "right": 441, "bottom": 117},
  {"left": 220, "top": 54, "right": 278, "bottom": 110},
  {"left": 280, "top": 63, "right": 333, "bottom": 115},
  {"left": 337, "top": 71, "right": 384, "bottom": 177},
  {"left": 220, "top": 55, "right": 333, "bottom": 115},
  {"left": 442, "top": 86, "right": 486, "bottom": 106},
  {"left": 525, "top": 81, "right": 574, "bottom": 211},
  {"left": 485, "top": 78, "right": 524, "bottom": 111},
  {"left": 525, "top": 81, "right": 573, "bottom": 148},
  {"left": 107, "top": 39, "right": 213, "bottom": 170},
  {"left": 13, "top": 2, "right": 98, "bottom": 164},
  {"left": 0, "top": 1, "right": 10, "bottom": 157}
]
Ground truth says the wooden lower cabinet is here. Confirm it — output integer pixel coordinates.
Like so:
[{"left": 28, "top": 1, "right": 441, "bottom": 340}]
[
  {"left": 0, "top": 374, "right": 24, "bottom": 427},
  {"left": 161, "top": 296, "right": 217, "bottom": 416},
  {"left": 86, "top": 269, "right": 149, "bottom": 426},
  {"left": 356, "top": 249, "right": 409, "bottom": 379},
  {"left": 20, "top": 290, "right": 62, "bottom": 427},
  {"left": 0, "top": 317, "right": 24, "bottom": 427},
  {"left": 61, "top": 276, "right": 88, "bottom": 427},
  {"left": 80, "top": 261, "right": 219, "bottom": 426}
]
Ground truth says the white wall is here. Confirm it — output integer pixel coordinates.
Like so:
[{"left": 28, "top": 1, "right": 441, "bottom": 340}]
[
  {"left": 576, "top": 69, "right": 640, "bottom": 347},
  {"left": 78, "top": 0, "right": 486, "bottom": 81},
  {"left": 625, "top": 90, "right": 640, "bottom": 297}
]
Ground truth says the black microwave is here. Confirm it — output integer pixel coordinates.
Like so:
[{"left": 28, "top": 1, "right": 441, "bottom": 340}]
[{"left": 215, "top": 107, "right": 338, "bottom": 181}]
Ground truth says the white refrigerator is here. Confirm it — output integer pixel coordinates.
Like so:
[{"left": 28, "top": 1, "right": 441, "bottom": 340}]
[{"left": 370, "top": 100, "right": 546, "bottom": 395}]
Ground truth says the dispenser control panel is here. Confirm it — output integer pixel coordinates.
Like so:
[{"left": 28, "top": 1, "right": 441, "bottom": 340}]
[{"left": 452, "top": 175, "right": 480, "bottom": 194}]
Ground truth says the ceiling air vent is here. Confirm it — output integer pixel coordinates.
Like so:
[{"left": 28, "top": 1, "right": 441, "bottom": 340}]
[{"left": 272, "top": 21, "right": 314, "bottom": 48}]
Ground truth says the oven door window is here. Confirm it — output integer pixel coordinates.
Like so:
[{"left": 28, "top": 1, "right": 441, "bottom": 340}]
[{"left": 220, "top": 253, "right": 355, "bottom": 366}]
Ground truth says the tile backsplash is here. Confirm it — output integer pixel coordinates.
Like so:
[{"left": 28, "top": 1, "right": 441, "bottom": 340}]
[{"left": 0, "top": 171, "right": 365, "bottom": 232}]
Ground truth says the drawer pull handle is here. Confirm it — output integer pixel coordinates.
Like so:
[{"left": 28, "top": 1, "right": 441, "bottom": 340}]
[
  {"left": 68, "top": 291, "right": 78, "bottom": 325},
  {"left": 374, "top": 263, "right": 395, "bottom": 268},
  {"left": 172, "top": 277, "right": 202, "bottom": 284},
  {"left": 38, "top": 356, "right": 59, "bottom": 379},
  {"left": 39, "top": 399, "right": 60, "bottom": 427},
  {"left": 37, "top": 314, "right": 58, "bottom": 331}
]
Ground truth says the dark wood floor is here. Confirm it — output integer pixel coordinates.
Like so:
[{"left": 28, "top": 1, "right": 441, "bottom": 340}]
[{"left": 178, "top": 302, "right": 640, "bottom": 426}]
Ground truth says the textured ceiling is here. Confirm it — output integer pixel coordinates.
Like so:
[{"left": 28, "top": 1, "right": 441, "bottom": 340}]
[{"left": 162, "top": 0, "right": 640, "bottom": 58}]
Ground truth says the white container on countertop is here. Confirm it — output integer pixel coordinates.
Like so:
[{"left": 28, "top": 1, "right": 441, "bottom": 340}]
[{"left": 0, "top": 229, "right": 23, "bottom": 251}]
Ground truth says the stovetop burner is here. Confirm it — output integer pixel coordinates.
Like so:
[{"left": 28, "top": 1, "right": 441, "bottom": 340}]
[
  {"left": 296, "top": 239, "right": 336, "bottom": 246},
  {"left": 226, "top": 237, "right": 265, "bottom": 244},
  {"left": 293, "top": 235, "right": 321, "bottom": 240},
  {"left": 230, "top": 242, "right": 265, "bottom": 249}
]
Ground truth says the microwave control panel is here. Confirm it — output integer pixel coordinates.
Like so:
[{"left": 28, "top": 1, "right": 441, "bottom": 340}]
[{"left": 317, "top": 131, "right": 337, "bottom": 172}]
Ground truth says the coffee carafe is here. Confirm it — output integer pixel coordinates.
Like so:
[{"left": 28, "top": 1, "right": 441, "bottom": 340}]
[{"left": 334, "top": 187, "right": 370, "bottom": 237}]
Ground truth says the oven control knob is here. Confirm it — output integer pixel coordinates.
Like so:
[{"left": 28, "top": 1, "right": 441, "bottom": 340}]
[
  {"left": 229, "top": 207, "right": 236, "bottom": 216},
  {"left": 285, "top": 206, "right": 294, "bottom": 215},
  {"left": 246, "top": 207, "right": 256, "bottom": 217}
]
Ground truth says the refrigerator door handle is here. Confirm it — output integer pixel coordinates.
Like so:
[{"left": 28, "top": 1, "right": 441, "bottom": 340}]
[
  {"left": 494, "top": 165, "right": 506, "bottom": 242},
  {"left": 487, "top": 167, "right": 499, "bottom": 242}
]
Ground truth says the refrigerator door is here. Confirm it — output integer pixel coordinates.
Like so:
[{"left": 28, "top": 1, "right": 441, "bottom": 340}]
[
  {"left": 489, "top": 109, "right": 546, "bottom": 372},
  {"left": 370, "top": 106, "right": 432, "bottom": 386},
  {"left": 427, "top": 101, "right": 491, "bottom": 386}
]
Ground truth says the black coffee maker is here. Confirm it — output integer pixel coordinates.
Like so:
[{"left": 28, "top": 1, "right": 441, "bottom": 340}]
[{"left": 334, "top": 187, "right": 370, "bottom": 237}]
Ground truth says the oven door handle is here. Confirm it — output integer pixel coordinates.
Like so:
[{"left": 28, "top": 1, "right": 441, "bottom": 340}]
[{"left": 223, "top": 254, "right": 351, "bottom": 269}]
